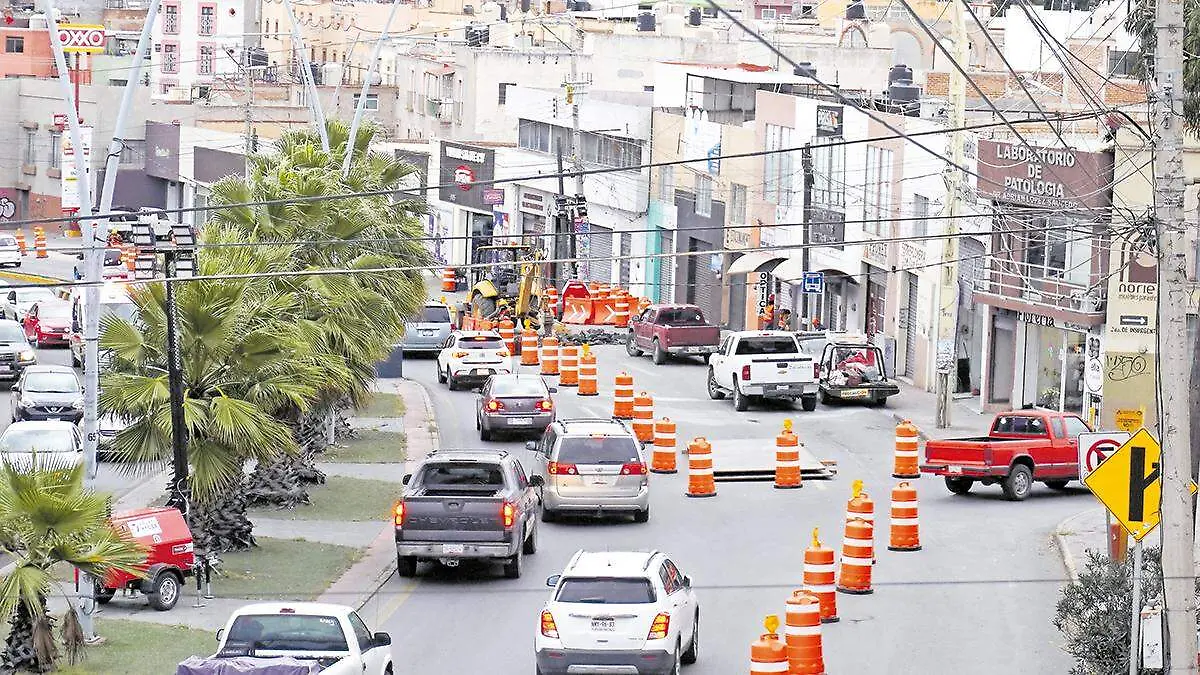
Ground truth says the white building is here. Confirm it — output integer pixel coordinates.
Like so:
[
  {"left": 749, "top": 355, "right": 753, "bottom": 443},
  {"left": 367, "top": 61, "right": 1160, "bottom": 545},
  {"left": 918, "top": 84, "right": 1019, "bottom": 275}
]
[{"left": 149, "top": 0, "right": 257, "bottom": 99}]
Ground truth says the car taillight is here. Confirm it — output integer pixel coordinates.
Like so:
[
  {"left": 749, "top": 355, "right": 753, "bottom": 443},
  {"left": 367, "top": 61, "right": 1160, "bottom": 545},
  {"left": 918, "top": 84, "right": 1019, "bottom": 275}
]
[
  {"left": 501, "top": 501, "right": 516, "bottom": 529},
  {"left": 647, "top": 612, "right": 670, "bottom": 640},
  {"left": 540, "top": 610, "right": 559, "bottom": 638},
  {"left": 741, "top": 365, "right": 751, "bottom": 381},
  {"left": 548, "top": 462, "right": 578, "bottom": 476},
  {"left": 620, "top": 462, "right": 647, "bottom": 476},
  {"left": 813, "top": 362, "right": 820, "bottom": 379},
  {"left": 496, "top": 350, "right": 510, "bottom": 357},
  {"left": 453, "top": 351, "right": 468, "bottom": 358},
  {"left": 536, "top": 399, "right": 553, "bottom": 411},
  {"left": 486, "top": 400, "right": 504, "bottom": 412},
  {"left": 393, "top": 501, "right": 406, "bottom": 527}
]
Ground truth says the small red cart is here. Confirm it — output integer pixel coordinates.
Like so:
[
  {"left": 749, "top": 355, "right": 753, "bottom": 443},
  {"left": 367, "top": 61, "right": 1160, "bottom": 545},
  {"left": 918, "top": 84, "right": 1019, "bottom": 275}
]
[{"left": 96, "top": 506, "right": 195, "bottom": 611}]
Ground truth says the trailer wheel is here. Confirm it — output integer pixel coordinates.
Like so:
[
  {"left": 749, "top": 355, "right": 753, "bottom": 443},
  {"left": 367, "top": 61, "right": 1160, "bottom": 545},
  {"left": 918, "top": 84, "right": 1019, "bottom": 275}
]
[
  {"left": 93, "top": 582, "right": 116, "bottom": 605},
  {"left": 146, "top": 570, "right": 182, "bottom": 611}
]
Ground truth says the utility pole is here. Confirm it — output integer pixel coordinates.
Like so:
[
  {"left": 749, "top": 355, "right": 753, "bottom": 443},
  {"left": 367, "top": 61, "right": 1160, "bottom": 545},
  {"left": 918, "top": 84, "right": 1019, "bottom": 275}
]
[
  {"left": 801, "top": 144, "right": 814, "bottom": 326},
  {"left": 243, "top": 63, "right": 254, "bottom": 154},
  {"left": 1152, "top": 0, "right": 1196, "bottom": 662},
  {"left": 564, "top": 16, "right": 585, "bottom": 280},
  {"left": 933, "top": 0, "right": 967, "bottom": 429},
  {"left": 341, "top": 0, "right": 400, "bottom": 178},
  {"left": 282, "top": 0, "right": 329, "bottom": 151}
]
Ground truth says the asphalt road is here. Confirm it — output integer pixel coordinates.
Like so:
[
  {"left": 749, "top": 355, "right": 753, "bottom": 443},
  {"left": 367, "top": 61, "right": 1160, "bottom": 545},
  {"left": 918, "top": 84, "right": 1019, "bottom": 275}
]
[{"left": 366, "top": 345, "right": 1087, "bottom": 674}]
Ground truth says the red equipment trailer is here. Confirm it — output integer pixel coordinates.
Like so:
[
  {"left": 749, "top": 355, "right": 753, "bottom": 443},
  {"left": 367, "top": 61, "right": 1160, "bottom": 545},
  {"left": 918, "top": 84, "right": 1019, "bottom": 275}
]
[{"left": 97, "top": 507, "right": 195, "bottom": 611}]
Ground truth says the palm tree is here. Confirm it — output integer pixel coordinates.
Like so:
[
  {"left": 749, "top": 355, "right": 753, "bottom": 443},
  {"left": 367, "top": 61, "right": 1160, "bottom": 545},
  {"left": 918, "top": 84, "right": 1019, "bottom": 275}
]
[
  {"left": 0, "top": 460, "right": 146, "bottom": 672},
  {"left": 1126, "top": 0, "right": 1200, "bottom": 131},
  {"left": 100, "top": 247, "right": 323, "bottom": 552}
]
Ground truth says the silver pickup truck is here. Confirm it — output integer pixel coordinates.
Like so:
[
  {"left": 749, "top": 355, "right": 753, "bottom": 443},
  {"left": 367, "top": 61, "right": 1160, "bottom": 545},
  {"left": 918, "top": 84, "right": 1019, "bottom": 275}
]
[{"left": 395, "top": 450, "right": 541, "bottom": 579}]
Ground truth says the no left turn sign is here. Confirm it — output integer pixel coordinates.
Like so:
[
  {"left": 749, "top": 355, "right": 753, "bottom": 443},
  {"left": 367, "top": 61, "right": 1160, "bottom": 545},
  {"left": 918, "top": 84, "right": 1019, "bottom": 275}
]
[{"left": 1078, "top": 431, "right": 1131, "bottom": 482}]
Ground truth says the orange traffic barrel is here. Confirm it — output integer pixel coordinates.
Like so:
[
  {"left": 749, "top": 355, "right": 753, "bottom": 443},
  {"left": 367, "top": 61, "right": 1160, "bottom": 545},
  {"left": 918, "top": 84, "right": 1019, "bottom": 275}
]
[
  {"left": 685, "top": 437, "right": 716, "bottom": 498},
  {"left": 498, "top": 319, "right": 516, "bottom": 355},
  {"left": 803, "top": 528, "right": 838, "bottom": 624},
  {"left": 520, "top": 329, "right": 539, "bottom": 366},
  {"left": 592, "top": 289, "right": 616, "bottom": 325},
  {"left": 612, "top": 372, "right": 634, "bottom": 419},
  {"left": 632, "top": 392, "right": 654, "bottom": 443},
  {"left": 123, "top": 245, "right": 136, "bottom": 271},
  {"left": 650, "top": 418, "right": 677, "bottom": 474},
  {"left": 784, "top": 589, "right": 826, "bottom": 675},
  {"left": 613, "top": 294, "right": 630, "bottom": 328},
  {"left": 892, "top": 419, "right": 921, "bottom": 479},
  {"left": 14, "top": 229, "right": 26, "bottom": 256},
  {"left": 559, "top": 345, "right": 580, "bottom": 387},
  {"left": 33, "top": 226, "right": 47, "bottom": 259},
  {"left": 750, "top": 619, "right": 788, "bottom": 675},
  {"left": 774, "top": 419, "right": 802, "bottom": 490},
  {"left": 845, "top": 480, "right": 875, "bottom": 527},
  {"left": 441, "top": 267, "right": 456, "bottom": 292},
  {"left": 836, "top": 518, "right": 875, "bottom": 595},
  {"left": 887, "top": 481, "right": 922, "bottom": 552},
  {"left": 578, "top": 345, "right": 598, "bottom": 396},
  {"left": 540, "top": 336, "right": 560, "bottom": 376},
  {"left": 545, "top": 286, "right": 559, "bottom": 318}
]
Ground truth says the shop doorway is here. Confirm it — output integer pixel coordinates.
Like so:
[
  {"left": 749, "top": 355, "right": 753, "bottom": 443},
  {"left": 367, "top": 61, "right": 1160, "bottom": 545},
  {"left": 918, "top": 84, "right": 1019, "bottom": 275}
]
[{"left": 989, "top": 314, "right": 1015, "bottom": 404}]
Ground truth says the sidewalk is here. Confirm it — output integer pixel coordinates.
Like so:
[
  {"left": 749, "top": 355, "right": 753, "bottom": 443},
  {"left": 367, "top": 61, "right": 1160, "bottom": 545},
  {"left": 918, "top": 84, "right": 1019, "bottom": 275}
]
[
  {"left": 886, "top": 380, "right": 994, "bottom": 440},
  {"left": 1054, "top": 507, "right": 1109, "bottom": 583}
]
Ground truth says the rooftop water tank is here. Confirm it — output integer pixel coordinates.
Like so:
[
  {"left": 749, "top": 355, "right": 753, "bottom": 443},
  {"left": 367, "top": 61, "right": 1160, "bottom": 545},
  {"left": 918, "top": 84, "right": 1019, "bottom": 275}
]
[
  {"left": 889, "top": 80, "right": 920, "bottom": 103},
  {"left": 888, "top": 64, "right": 913, "bottom": 85},
  {"left": 479, "top": 1, "right": 503, "bottom": 22},
  {"left": 637, "top": 11, "right": 656, "bottom": 31},
  {"left": 688, "top": 7, "right": 701, "bottom": 25},
  {"left": 845, "top": 0, "right": 866, "bottom": 19}
]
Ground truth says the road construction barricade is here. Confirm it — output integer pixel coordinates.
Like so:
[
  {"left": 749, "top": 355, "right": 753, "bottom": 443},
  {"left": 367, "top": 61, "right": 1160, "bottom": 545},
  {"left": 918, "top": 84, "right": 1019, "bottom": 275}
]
[
  {"left": 544, "top": 286, "right": 559, "bottom": 318},
  {"left": 784, "top": 590, "right": 826, "bottom": 675},
  {"left": 559, "top": 345, "right": 580, "bottom": 387},
  {"left": 578, "top": 346, "right": 598, "bottom": 395},
  {"left": 441, "top": 267, "right": 456, "bottom": 292},
  {"left": 836, "top": 518, "right": 874, "bottom": 595},
  {"left": 592, "top": 289, "right": 618, "bottom": 325},
  {"left": 887, "top": 482, "right": 921, "bottom": 551},
  {"left": 613, "top": 293, "right": 631, "bottom": 328},
  {"left": 498, "top": 319, "right": 516, "bottom": 354},
  {"left": 123, "top": 246, "right": 136, "bottom": 271},
  {"left": 803, "top": 529, "right": 838, "bottom": 623},
  {"left": 540, "top": 336, "right": 560, "bottom": 376},
  {"left": 33, "top": 227, "right": 47, "bottom": 259},
  {"left": 650, "top": 418, "right": 677, "bottom": 474},
  {"left": 560, "top": 280, "right": 593, "bottom": 324},
  {"left": 613, "top": 372, "right": 634, "bottom": 419},
  {"left": 14, "top": 230, "right": 26, "bottom": 256},
  {"left": 892, "top": 420, "right": 921, "bottom": 479},
  {"left": 774, "top": 419, "right": 802, "bottom": 490},
  {"left": 685, "top": 437, "right": 716, "bottom": 498},
  {"left": 520, "top": 329, "right": 540, "bottom": 366},
  {"left": 632, "top": 392, "right": 654, "bottom": 443}
]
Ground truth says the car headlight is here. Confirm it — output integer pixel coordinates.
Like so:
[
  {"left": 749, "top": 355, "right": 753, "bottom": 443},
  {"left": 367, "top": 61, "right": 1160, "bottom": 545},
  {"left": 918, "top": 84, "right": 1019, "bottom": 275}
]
[
  {"left": 71, "top": 398, "right": 84, "bottom": 409},
  {"left": 18, "top": 398, "right": 32, "bottom": 409},
  {"left": 17, "top": 350, "right": 34, "bottom": 362}
]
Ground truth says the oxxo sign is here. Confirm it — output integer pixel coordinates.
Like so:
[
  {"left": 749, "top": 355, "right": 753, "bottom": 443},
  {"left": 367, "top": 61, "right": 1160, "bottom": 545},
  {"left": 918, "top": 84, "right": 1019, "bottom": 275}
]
[{"left": 56, "top": 24, "right": 107, "bottom": 53}]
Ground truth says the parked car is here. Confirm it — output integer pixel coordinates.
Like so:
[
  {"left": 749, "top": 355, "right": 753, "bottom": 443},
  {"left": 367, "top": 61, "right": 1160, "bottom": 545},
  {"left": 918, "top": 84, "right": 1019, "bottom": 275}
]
[
  {"left": 395, "top": 449, "right": 541, "bottom": 578},
  {"left": 0, "top": 319, "right": 37, "bottom": 379},
  {"left": 105, "top": 207, "right": 140, "bottom": 240},
  {"left": 98, "top": 413, "right": 130, "bottom": 460},
  {"left": 69, "top": 283, "right": 138, "bottom": 368},
  {"left": 11, "top": 365, "right": 83, "bottom": 423},
  {"left": 400, "top": 301, "right": 454, "bottom": 353},
  {"left": 436, "top": 331, "right": 511, "bottom": 390},
  {"left": 536, "top": 550, "right": 699, "bottom": 675},
  {"left": 707, "top": 330, "right": 819, "bottom": 412},
  {"left": 177, "top": 602, "right": 394, "bottom": 675},
  {"left": 920, "top": 410, "right": 1091, "bottom": 500},
  {"left": 138, "top": 207, "right": 174, "bottom": 240},
  {"left": 0, "top": 420, "right": 83, "bottom": 472},
  {"left": 0, "top": 233, "right": 21, "bottom": 268},
  {"left": 2, "top": 286, "right": 59, "bottom": 322},
  {"left": 22, "top": 300, "right": 72, "bottom": 347},
  {"left": 813, "top": 337, "right": 900, "bottom": 406},
  {"left": 476, "top": 373, "right": 556, "bottom": 441},
  {"left": 626, "top": 304, "right": 721, "bottom": 365},
  {"left": 531, "top": 418, "right": 649, "bottom": 523}
]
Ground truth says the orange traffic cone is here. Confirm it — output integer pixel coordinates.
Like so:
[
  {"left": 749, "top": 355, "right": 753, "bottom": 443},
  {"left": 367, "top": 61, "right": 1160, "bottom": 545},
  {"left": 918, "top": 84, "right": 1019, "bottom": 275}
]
[
  {"left": 14, "top": 229, "right": 26, "bottom": 256},
  {"left": 441, "top": 267, "right": 456, "bottom": 292},
  {"left": 887, "top": 481, "right": 922, "bottom": 551},
  {"left": 578, "top": 345, "right": 598, "bottom": 396},
  {"left": 750, "top": 616, "right": 788, "bottom": 675},
  {"left": 650, "top": 418, "right": 677, "bottom": 474},
  {"left": 520, "top": 329, "right": 539, "bottom": 366},
  {"left": 803, "top": 528, "right": 838, "bottom": 624},
  {"left": 836, "top": 518, "right": 874, "bottom": 595},
  {"left": 540, "top": 336, "right": 560, "bottom": 376},
  {"left": 892, "top": 420, "right": 921, "bottom": 479},
  {"left": 774, "top": 419, "right": 801, "bottom": 489},
  {"left": 784, "top": 590, "right": 826, "bottom": 675},
  {"left": 632, "top": 392, "right": 654, "bottom": 443},
  {"left": 559, "top": 345, "right": 579, "bottom": 387},
  {"left": 498, "top": 319, "right": 516, "bottom": 355},
  {"left": 685, "top": 437, "right": 716, "bottom": 498},
  {"left": 613, "top": 372, "right": 634, "bottom": 419}
]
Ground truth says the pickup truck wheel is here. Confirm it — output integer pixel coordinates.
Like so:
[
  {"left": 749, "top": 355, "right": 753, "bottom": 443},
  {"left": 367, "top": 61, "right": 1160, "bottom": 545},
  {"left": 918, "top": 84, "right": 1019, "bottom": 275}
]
[
  {"left": 634, "top": 506, "right": 650, "bottom": 523},
  {"left": 146, "top": 571, "right": 181, "bottom": 611},
  {"left": 523, "top": 521, "right": 538, "bottom": 554},
  {"left": 944, "top": 477, "right": 974, "bottom": 495},
  {"left": 1044, "top": 479, "right": 1070, "bottom": 490},
  {"left": 503, "top": 546, "right": 523, "bottom": 579},
  {"left": 706, "top": 369, "right": 726, "bottom": 400},
  {"left": 437, "top": 366, "right": 447, "bottom": 384},
  {"left": 1002, "top": 464, "right": 1034, "bottom": 501},
  {"left": 541, "top": 508, "right": 558, "bottom": 523},
  {"left": 93, "top": 582, "right": 115, "bottom": 605},
  {"left": 800, "top": 395, "right": 817, "bottom": 412},
  {"left": 396, "top": 555, "right": 417, "bottom": 578},
  {"left": 625, "top": 332, "right": 643, "bottom": 357},
  {"left": 733, "top": 383, "right": 750, "bottom": 412},
  {"left": 652, "top": 339, "right": 667, "bottom": 365}
]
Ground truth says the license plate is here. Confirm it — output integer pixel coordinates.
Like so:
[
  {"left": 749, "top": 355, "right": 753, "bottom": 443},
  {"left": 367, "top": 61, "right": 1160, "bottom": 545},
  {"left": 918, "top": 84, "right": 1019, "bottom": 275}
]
[
  {"left": 768, "top": 384, "right": 783, "bottom": 391},
  {"left": 471, "top": 369, "right": 494, "bottom": 376},
  {"left": 441, "top": 544, "right": 465, "bottom": 555},
  {"left": 686, "top": 346, "right": 704, "bottom": 353},
  {"left": 947, "top": 466, "right": 963, "bottom": 475},
  {"left": 46, "top": 417, "right": 61, "bottom": 422},
  {"left": 841, "top": 388, "right": 869, "bottom": 399},
  {"left": 591, "top": 618, "right": 616, "bottom": 632},
  {"left": 419, "top": 330, "right": 435, "bottom": 336},
  {"left": 591, "top": 477, "right": 614, "bottom": 486},
  {"left": 0, "top": 366, "right": 10, "bottom": 372},
  {"left": 508, "top": 417, "right": 533, "bottom": 426}
]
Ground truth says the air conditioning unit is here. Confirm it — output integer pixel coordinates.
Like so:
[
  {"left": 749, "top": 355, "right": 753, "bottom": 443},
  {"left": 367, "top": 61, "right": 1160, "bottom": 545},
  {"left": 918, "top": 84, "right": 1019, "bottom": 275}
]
[{"left": 165, "top": 87, "right": 192, "bottom": 102}]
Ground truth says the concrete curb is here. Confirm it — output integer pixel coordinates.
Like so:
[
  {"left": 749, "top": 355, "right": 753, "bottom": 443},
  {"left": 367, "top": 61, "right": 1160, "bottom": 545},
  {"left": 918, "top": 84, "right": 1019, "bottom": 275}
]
[
  {"left": 0, "top": 270, "right": 66, "bottom": 285},
  {"left": 1053, "top": 508, "right": 1099, "bottom": 584}
]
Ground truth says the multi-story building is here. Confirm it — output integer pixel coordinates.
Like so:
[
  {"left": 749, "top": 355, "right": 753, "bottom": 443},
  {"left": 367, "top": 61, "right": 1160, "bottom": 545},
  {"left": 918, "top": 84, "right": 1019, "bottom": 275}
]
[
  {"left": 1, "top": 18, "right": 93, "bottom": 83},
  {"left": 149, "top": 0, "right": 257, "bottom": 99}
]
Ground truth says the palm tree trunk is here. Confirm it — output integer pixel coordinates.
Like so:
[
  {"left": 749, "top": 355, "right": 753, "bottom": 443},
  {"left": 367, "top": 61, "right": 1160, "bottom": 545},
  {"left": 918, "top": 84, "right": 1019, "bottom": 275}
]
[
  {"left": 2, "top": 597, "right": 54, "bottom": 673},
  {"left": 191, "top": 490, "right": 256, "bottom": 553}
]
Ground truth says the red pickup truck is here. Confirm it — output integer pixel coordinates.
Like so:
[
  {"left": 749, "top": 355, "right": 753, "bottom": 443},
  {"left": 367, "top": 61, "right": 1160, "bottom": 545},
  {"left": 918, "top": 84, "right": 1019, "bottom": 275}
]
[
  {"left": 625, "top": 304, "right": 721, "bottom": 365},
  {"left": 920, "top": 410, "right": 1091, "bottom": 501}
]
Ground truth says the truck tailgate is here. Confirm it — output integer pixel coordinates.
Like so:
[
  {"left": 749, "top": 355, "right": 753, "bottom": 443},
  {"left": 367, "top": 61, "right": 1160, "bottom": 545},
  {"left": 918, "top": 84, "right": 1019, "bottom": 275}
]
[
  {"left": 400, "top": 494, "right": 506, "bottom": 543},
  {"left": 749, "top": 356, "right": 815, "bottom": 384},
  {"left": 662, "top": 326, "right": 720, "bottom": 347},
  {"left": 923, "top": 439, "right": 993, "bottom": 467}
]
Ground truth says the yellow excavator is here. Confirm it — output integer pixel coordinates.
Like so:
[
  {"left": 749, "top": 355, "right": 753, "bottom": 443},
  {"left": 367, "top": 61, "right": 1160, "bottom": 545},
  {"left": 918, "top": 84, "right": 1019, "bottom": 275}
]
[{"left": 458, "top": 244, "right": 545, "bottom": 332}]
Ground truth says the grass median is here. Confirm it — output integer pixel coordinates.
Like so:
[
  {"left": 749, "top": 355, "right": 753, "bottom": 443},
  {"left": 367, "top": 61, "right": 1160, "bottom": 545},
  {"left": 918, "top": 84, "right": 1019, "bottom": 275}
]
[
  {"left": 250, "top": 476, "right": 397, "bottom": 522},
  {"left": 55, "top": 619, "right": 212, "bottom": 675},
  {"left": 357, "top": 392, "right": 406, "bottom": 418},
  {"left": 215, "top": 536, "right": 362, "bottom": 601},
  {"left": 324, "top": 429, "right": 407, "bottom": 463}
]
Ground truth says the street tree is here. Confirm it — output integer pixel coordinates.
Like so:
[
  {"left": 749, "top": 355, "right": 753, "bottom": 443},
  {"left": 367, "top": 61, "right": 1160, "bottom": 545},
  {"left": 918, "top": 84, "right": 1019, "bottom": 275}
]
[
  {"left": 1126, "top": 0, "right": 1200, "bottom": 131},
  {"left": 0, "top": 460, "right": 145, "bottom": 672}
]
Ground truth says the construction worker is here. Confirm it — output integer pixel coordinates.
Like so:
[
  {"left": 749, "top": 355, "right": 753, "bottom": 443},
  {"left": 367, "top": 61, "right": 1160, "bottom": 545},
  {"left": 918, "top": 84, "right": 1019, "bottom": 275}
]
[{"left": 777, "top": 308, "right": 792, "bottom": 331}]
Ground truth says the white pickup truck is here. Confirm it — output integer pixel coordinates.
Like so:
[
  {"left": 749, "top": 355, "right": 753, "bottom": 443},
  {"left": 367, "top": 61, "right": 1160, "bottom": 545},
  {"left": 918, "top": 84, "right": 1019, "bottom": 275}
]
[
  {"left": 706, "top": 331, "right": 819, "bottom": 412},
  {"left": 176, "top": 602, "right": 394, "bottom": 675}
]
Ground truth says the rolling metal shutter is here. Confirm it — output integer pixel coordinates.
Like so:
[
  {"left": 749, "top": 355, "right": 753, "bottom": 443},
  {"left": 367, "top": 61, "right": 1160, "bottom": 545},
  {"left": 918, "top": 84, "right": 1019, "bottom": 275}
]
[
  {"left": 619, "top": 232, "right": 631, "bottom": 285},
  {"left": 587, "top": 224, "right": 613, "bottom": 284},
  {"left": 686, "top": 237, "right": 720, "bottom": 322},
  {"left": 659, "top": 229, "right": 675, "bottom": 302},
  {"left": 904, "top": 272, "right": 918, "bottom": 377}
]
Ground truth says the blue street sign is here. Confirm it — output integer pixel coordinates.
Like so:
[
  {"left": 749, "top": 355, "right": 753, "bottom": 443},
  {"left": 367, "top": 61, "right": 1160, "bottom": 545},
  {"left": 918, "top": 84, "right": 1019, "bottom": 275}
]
[{"left": 802, "top": 271, "right": 824, "bottom": 294}]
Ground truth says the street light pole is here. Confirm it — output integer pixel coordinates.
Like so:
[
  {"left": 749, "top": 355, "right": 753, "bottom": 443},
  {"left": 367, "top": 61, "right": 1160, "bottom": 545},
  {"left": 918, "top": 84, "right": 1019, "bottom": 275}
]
[{"left": 163, "top": 254, "right": 188, "bottom": 509}]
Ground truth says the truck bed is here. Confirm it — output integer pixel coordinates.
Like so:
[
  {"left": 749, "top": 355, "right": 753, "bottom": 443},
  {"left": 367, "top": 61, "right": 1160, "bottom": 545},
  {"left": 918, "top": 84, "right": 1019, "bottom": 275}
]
[
  {"left": 399, "top": 490, "right": 507, "bottom": 543},
  {"left": 660, "top": 325, "right": 720, "bottom": 347},
  {"left": 746, "top": 355, "right": 814, "bottom": 385}
]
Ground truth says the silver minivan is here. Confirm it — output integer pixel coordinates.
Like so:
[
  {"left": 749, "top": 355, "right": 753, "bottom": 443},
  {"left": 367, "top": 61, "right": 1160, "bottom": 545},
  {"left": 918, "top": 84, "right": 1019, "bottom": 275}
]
[
  {"left": 532, "top": 418, "right": 650, "bottom": 523},
  {"left": 400, "top": 302, "right": 454, "bottom": 353}
]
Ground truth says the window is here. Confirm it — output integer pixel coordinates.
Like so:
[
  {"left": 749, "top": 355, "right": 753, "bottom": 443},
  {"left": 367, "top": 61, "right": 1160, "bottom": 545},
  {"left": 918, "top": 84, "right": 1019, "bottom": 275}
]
[
  {"left": 863, "top": 145, "right": 893, "bottom": 235},
  {"left": 1108, "top": 50, "right": 1140, "bottom": 78},
  {"left": 763, "top": 124, "right": 795, "bottom": 206},
  {"left": 119, "top": 139, "right": 146, "bottom": 165},
  {"left": 497, "top": 82, "right": 516, "bottom": 105},
  {"left": 162, "top": 3, "right": 179, "bottom": 34},
  {"left": 760, "top": 7, "right": 777, "bottom": 19},
  {"left": 912, "top": 194, "right": 929, "bottom": 238},
  {"left": 21, "top": 130, "right": 34, "bottom": 166},
  {"left": 198, "top": 45, "right": 214, "bottom": 75},
  {"left": 556, "top": 578, "right": 656, "bottom": 604},
  {"left": 224, "top": 615, "right": 348, "bottom": 653},
  {"left": 198, "top": 4, "right": 216, "bottom": 35},
  {"left": 161, "top": 43, "right": 179, "bottom": 74},
  {"left": 694, "top": 174, "right": 712, "bottom": 217},
  {"left": 346, "top": 613, "right": 373, "bottom": 651},
  {"left": 811, "top": 140, "right": 845, "bottom": 207},
  {"left": 658, "top": 165, "right": 674, "bottom": 202},
  {"left": 4, "top": 37, "right": 24, "bottom": 54},
  {"left": 48, "top": 131, "right": 61, "bottom": 168},
  {"left": 1021, "top": 215, "right": 1091, "bottom": 284},
  {"left": 555, "top": 437, "right": 641, "bottom": 465},
  {"left": 353, "top": 93, "right": 379, "bottom": 110},
  {"left": 729, "top": 183, "right": 747, "bottom": 224},
  {"left": 516, "top": 120, "right": 643, "bottom": 169},
  {"left": 1063, "top": 416, "right": 1090, "bottom": 437}
]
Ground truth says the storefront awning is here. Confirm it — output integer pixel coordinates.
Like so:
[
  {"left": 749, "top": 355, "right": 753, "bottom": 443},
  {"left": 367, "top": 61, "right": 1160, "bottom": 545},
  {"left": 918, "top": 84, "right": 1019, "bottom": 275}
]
[
  {"left": 726, "top": 252, "right": 786, "bottom": 276},
  {"left": 770, "top": 258, "right": 860, "bottom": 285}
]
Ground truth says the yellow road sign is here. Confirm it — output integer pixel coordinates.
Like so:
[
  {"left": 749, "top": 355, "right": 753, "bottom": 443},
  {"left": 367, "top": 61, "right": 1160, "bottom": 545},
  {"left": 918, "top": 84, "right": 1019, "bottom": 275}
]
[
  {"left": 1114, "top": 408, "right": 1144, "bottom": 433},
  {"left": 1083, "top": 428, "right": 1161, "bottom": 540}
]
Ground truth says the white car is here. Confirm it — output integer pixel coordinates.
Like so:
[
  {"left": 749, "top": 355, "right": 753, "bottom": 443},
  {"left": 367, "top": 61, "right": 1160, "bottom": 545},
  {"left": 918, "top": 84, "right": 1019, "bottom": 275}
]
[
  {"left": 0, "top": 234, "right": 21, "bottom": 268},
  {"left": 435, "top": 330, "right": 511, "bottom": 391},
  {"left": 0, "top": 420, "right": 83, "bottom": 473},
  {"left": 536, "top": 550, "right": 700, "bottom": 675},
  {"left": 2, "top": 286, "right": 60, "bottom": 322}
]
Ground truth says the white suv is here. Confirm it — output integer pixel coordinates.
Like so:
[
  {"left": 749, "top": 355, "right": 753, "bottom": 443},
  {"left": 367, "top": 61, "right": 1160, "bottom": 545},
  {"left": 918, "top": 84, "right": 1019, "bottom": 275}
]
[
  {"left": 435, "top": 331, "right": 511, "bottom": 391},
  {"left": 535, "top": 550, "right": 699, "bottom": 675}
]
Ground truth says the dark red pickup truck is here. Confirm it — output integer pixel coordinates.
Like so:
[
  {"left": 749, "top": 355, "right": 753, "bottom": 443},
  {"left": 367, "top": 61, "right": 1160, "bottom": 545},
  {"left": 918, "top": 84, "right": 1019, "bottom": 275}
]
[
  {"left": 920, "top": 410, "right": 1091, "bottom": 501},
  {"left": 625, "top": 304, "right": 721, "bottom": 365}
]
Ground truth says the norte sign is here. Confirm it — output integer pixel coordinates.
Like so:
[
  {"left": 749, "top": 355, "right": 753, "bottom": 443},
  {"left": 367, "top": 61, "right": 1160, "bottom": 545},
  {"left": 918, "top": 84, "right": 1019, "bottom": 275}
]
[{"left": 56, "top": 24, "right": 107, "bottom": 53}]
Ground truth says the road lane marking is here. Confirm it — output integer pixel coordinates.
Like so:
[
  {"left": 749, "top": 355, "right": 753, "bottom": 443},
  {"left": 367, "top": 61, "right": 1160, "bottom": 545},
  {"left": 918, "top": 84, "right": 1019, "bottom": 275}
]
[{"left": 377, "top": 578, "right": 422, "bottom": 624}]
